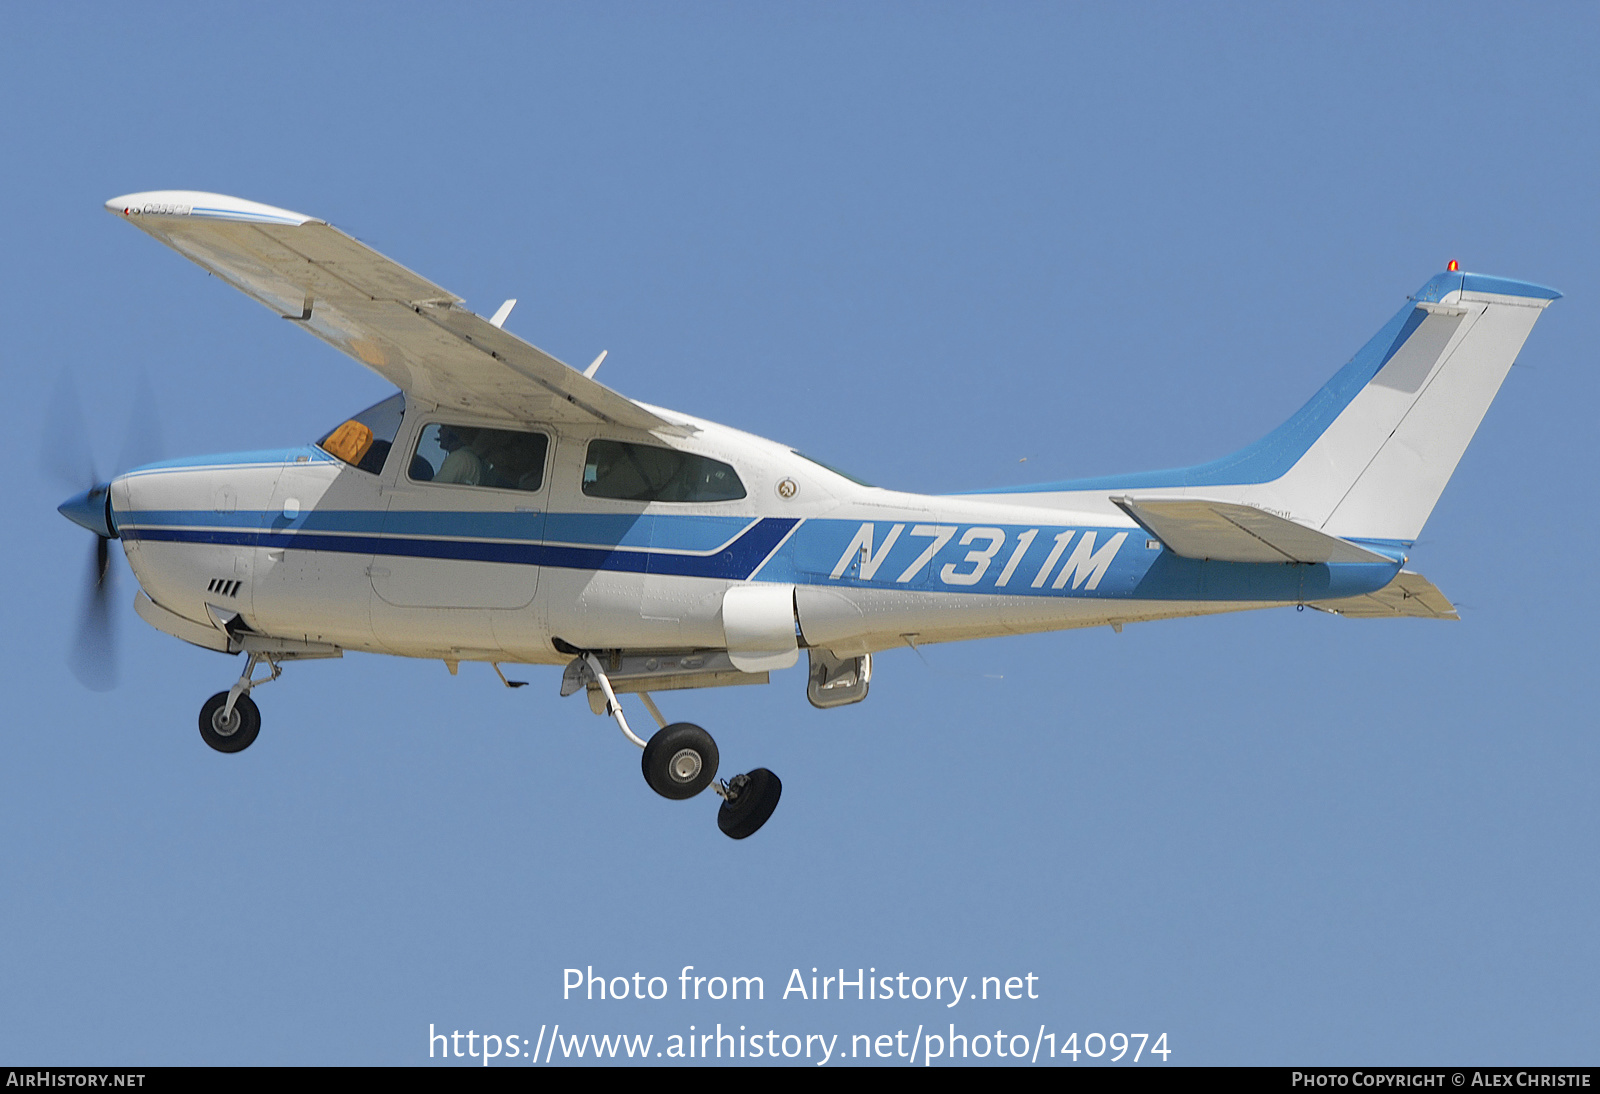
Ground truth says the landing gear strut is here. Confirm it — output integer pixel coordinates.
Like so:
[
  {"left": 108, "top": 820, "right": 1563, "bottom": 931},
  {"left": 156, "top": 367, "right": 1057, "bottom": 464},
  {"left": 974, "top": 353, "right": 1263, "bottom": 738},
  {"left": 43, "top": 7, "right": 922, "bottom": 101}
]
[{"left": 570, "top": 652, "right": 784, "bottom": 839}]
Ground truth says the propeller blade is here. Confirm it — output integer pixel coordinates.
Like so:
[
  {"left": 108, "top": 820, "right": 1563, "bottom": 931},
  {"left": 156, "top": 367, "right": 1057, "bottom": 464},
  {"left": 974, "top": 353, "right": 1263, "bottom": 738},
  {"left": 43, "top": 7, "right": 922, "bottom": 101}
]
[
  {"left": 42, "top": 371, "right": 99, "bottom": 491},
  {"left": 116, "top": 372, "right": 165, "bottom": 475},
  {"left": 69, "top": 537, "right": 118, "bottom": 692}
]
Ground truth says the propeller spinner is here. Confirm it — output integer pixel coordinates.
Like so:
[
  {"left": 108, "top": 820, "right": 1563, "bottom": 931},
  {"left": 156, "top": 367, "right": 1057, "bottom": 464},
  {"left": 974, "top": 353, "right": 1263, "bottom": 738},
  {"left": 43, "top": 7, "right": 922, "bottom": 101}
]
[{"left": 48, "top": 372, "right": 161, "bottom": 693}]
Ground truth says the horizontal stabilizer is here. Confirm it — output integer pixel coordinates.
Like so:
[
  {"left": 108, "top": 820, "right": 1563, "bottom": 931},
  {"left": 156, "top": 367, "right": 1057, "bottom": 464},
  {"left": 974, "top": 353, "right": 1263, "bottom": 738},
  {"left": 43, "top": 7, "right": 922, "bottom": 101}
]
[
  {"left": 1110, "top": 496, "right": 1391, "bottom": 564},
  {"left": 1309, "top": 570, "right": 1458, "bottom": 620}
]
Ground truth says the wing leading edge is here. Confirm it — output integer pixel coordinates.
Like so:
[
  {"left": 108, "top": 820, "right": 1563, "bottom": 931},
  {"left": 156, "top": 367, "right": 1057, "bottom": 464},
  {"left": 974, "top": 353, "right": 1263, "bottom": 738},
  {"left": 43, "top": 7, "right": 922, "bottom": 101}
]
[{"left": 105, "top": 191, "right": 690, "bottom": 436}]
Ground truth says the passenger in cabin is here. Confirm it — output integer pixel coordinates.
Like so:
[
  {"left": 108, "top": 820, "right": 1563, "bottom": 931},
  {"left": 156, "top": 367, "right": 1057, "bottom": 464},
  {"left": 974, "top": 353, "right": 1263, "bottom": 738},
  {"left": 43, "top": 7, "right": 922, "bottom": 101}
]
[{"left": 479, "top": 431, "right": 546, "bottom": 492}]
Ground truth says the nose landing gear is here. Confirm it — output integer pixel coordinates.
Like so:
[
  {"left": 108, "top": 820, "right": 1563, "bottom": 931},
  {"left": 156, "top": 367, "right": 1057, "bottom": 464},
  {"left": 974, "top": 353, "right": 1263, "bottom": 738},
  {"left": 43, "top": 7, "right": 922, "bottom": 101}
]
[
  {"left": 199, "top": 690, "right": 260, "bottom": 752},
  {"left": 196, "top": 652, "right": 280, "bottom": 754},
  {"left": 575, "top": 652, "right": 783, "bottom": 840}
]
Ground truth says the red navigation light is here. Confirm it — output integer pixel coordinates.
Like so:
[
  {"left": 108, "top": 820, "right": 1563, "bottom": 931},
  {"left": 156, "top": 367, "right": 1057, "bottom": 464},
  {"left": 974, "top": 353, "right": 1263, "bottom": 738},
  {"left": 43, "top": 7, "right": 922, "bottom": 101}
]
[{"left": 1447, "top": 259, "right": 1460, "bottom": 272}]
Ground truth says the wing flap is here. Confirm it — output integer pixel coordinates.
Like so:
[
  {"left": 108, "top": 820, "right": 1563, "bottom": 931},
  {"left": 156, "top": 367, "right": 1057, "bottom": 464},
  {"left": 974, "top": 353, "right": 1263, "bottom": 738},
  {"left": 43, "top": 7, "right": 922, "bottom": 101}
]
[
  {"left": 107, "top": 191, "right": 686, "bottom": 434},
  {"left": 1309, "top": 570, "right": 1459, "bottom": 619},
  {"left": 1111, "top": 495, "right": 1391, "bottom": 564}
]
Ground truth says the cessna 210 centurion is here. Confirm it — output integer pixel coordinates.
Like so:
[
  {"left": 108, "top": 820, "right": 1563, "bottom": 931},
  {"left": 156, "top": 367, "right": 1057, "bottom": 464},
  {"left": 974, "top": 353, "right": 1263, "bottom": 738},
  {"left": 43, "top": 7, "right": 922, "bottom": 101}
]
[{"left": 59, "top": 191, "right": 1559, "bottom": 839}]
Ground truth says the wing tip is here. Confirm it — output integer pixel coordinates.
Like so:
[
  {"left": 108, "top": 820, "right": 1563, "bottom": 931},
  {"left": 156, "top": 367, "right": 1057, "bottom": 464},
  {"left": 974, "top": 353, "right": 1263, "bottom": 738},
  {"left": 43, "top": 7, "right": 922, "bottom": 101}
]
[{"left": 105, "top": 191, "right": 318, "bottom": 227}]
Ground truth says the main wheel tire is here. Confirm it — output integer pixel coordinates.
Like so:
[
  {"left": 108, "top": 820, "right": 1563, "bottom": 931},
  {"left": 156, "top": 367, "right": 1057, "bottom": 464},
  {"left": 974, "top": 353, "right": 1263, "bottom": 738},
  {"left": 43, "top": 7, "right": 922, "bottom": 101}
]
[
  {"left": 199, "top": 691, "right": 261, "bottom": 754},
  {"left": 717, "top": 768, "right": 782, "bottom": 840},
  {"left": 641, "top": 723, "right": 719, "bottom": 800}
]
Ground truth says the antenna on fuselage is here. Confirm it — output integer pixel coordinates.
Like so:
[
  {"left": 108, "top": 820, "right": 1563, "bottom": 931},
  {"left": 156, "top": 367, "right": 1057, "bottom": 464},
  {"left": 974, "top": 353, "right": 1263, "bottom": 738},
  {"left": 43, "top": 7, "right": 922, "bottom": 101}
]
[
  {"left": 488, "top": 299, "right": 517, "bottom": 328},
  {"left": 583, "top": 350, "right": 608, "bottom": 379}
]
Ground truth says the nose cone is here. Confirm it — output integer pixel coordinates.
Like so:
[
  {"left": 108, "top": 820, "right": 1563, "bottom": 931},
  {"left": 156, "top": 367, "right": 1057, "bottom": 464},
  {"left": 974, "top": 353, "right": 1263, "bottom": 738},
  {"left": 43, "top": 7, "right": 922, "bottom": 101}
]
[{"left": 59, "top": 484, "right": 116, "bottom": 539}]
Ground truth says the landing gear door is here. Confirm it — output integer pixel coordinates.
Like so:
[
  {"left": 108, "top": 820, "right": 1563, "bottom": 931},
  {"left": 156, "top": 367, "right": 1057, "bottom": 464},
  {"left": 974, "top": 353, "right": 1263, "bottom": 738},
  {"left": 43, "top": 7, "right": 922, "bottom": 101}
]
[{"left": 806, "top": 648, "right": 871, "bottom": 709}]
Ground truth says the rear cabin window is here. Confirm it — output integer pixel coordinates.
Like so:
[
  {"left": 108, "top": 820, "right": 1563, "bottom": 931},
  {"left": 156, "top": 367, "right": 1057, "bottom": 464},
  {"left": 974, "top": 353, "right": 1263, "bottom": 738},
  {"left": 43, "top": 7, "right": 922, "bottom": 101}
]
[
  {"left": 317, "top": 392, "right": 405, "bottom": 475},
  {"left": 409, "top": 423, "right": 550, "bottom": 493},
  {"left": 583, "top": 440, "right": 746, "bottom": 502}
]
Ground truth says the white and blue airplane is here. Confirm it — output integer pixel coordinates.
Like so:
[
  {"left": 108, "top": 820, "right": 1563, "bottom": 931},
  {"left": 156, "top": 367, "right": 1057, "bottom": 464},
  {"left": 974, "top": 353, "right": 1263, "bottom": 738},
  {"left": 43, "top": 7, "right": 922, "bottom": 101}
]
[{"left": 60, "top": 191, "right": 1560, "bottom": 839}]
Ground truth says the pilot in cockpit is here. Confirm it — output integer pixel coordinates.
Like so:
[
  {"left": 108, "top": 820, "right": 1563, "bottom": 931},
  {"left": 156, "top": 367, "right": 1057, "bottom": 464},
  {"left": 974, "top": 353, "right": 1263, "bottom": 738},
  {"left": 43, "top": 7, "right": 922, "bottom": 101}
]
[{"left": 435, "top": 426, "right": 483, "bottom": 485}]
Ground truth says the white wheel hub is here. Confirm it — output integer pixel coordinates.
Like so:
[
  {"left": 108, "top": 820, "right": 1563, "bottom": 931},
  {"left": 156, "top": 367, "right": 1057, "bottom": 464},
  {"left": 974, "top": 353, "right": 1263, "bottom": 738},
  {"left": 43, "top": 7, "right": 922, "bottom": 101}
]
[{"left": 669, "top": 748, "right": 702, "bottom": 782}]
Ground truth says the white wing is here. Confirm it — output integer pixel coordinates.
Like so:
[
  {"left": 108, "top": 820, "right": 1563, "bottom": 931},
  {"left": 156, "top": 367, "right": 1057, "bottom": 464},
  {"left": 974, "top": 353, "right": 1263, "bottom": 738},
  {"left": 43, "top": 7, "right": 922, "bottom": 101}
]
[{"left": 105, "top": 191, "right": 690, "bottom": 436}]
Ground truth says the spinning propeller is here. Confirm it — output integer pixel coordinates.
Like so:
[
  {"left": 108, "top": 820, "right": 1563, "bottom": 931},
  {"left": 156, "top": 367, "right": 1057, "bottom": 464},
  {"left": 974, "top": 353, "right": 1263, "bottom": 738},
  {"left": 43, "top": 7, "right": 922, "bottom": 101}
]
[{"left": 47, "top": 374, "right": 163, "bottom": 692}]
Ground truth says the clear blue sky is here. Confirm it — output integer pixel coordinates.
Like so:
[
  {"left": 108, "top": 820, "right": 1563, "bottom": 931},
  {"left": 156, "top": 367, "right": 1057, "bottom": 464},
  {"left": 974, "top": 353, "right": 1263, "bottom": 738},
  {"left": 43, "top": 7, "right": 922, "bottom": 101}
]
[{"left": 2, "top": 2, "right": 1595, "bottom": 1066}]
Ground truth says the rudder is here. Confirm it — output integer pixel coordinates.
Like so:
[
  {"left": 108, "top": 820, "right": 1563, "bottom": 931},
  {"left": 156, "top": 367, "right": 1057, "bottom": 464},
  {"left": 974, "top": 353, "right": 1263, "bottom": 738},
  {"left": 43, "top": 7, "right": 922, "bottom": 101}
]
[{"left": 1306, "top": 274, "right": 1557, "bottom": 540}]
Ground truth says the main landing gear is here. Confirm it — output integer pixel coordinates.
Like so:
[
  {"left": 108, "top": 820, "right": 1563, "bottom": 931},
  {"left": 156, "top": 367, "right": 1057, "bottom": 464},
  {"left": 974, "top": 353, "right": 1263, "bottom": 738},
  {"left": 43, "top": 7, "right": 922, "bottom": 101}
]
[
  {"left": 575, "top": 652, "right": 783, "bottom": 840},
  {"left": 191, "top": 645, "right": 783, "bottom": 838},
  {"left": 197, "top": 652, "right": 280, "bottom": 754},
  {"left": 715, "top": 767, "right": 783, "bottom": 841},
  {"left": 642, "top": 722, "right": 719, "bottom": 799}
]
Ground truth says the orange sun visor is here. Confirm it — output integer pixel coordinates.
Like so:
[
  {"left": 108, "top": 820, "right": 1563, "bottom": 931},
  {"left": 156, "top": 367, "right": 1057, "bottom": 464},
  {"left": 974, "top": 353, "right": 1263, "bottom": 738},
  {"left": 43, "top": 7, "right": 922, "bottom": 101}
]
[{"left": 322, "top": 420, "right": 375, "bottom": 466}]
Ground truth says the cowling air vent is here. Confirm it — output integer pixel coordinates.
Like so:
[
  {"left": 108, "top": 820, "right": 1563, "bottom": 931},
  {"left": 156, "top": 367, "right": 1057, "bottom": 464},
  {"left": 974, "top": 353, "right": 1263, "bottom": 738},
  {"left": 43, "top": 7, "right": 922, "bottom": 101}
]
[{"left": 205, "top": 578, "right": 242, "bottom": 598}]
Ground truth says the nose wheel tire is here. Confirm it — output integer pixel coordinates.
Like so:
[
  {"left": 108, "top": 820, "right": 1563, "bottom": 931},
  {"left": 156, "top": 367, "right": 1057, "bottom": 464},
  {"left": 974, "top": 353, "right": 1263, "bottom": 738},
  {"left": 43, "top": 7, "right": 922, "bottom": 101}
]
[
  {"left": 717, "top": 768, "right": 782, "bottom": 840},
  {"left": 199, "top": 692, "right": 261, "bottom": 753},
  {"left": 641, "top": 723, "right": 719, "bottom": 800}
]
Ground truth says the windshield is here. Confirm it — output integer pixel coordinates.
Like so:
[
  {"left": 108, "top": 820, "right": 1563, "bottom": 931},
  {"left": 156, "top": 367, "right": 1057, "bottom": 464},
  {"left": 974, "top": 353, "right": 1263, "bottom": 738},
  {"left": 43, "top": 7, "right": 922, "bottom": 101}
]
[{"left": 317, "top": 392, "right": 405, "bottom": 475}]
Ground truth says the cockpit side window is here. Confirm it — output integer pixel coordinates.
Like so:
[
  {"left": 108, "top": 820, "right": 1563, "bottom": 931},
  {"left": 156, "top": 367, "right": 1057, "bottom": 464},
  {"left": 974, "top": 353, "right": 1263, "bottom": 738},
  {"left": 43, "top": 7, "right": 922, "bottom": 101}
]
[
  {"left": 583, "top": 440, "right": 746, "bottom": 502},
  {"left": 317, "top": 392, "right": 405, "bottom": 475},
  {"left": 409, "top": 423, "right": 550, "bottom": 493}
]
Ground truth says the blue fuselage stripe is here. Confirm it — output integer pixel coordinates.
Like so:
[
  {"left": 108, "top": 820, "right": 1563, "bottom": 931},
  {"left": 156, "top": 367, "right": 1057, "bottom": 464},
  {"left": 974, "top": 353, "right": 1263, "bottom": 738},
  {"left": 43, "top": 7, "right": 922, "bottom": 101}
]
[
  {"left": 120, "top": 511, "right": 1401, "bottom": 602},
  {"left": 125, "top": 509, "right": 757, "bottom": 552},
  {"left": 124, "top": 518, "right": 799, "bottom": 581}
]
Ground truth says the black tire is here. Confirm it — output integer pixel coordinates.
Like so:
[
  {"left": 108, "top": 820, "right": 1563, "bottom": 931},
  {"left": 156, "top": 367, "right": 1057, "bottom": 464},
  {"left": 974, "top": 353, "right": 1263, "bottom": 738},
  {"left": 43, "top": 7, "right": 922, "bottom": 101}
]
[
  {"left": 717, "top": 768, "right": 782, "bottom": 840},
  {"left": 641, "top": 723, "right": 719, "bottom": 800},
  {"left": 199, "top": 691, "right": 261, "bottom": 754}
]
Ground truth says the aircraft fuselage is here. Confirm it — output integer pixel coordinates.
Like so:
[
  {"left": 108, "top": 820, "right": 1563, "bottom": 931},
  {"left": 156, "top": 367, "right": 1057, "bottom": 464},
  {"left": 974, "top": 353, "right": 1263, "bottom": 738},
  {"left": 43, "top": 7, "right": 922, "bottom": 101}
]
[{"left": 110, "top": 403, "right": 1401, "bottom": 666}]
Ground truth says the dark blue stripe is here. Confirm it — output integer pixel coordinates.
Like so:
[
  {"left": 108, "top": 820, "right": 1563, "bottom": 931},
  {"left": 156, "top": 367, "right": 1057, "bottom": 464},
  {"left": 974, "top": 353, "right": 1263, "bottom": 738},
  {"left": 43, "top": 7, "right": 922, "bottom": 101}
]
[
  {"left": 123, "top": 509, "right": 753, "bottom": 551},
  {"left": 124, "top": 518, "right": 799, "bottom": 581}
]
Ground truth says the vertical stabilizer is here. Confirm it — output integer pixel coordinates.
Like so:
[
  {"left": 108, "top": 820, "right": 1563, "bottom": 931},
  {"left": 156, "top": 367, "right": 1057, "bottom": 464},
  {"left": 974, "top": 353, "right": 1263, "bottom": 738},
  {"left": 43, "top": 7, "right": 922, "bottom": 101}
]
[
  {"left": 1307, "top": 277, "right": 1554, "bottom": 540},
  {"left": 973, "top": 271, "right": 1559, "bottom": 544}
]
